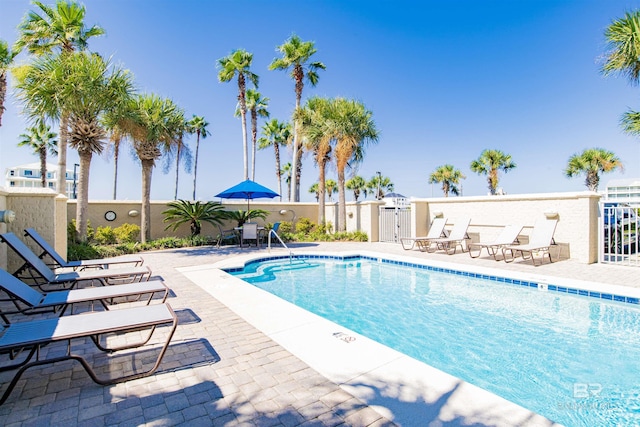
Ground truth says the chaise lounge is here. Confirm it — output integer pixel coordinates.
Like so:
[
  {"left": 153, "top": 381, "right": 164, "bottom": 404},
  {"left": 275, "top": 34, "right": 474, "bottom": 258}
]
[
  {"left": 468, "top": 224, "right": 523, "bottom": 260},
  {"left": 400, "top": 217, "right": 447, "bottom": 250},
  {"left": 0, "top": 232, "right": 151, "bottom": 289},
  {"left": 24, "top": 228, "right": 143, "bottom": 270},
  {"left": 501, "top": 219, "right": 558, "bottom": 266},
  {"left": 417, "top": 217, "right": 471, "bottom": 254},
  {"left": 0, "top": 303, "right": 178, "bottom": 405}
]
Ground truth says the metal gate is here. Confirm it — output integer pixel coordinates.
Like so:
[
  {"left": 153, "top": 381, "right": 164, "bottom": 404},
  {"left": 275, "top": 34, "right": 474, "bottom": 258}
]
[
  {"left": 599, "top": 202, "right": 640, "bottom": 266},
  {"left": 379, "top": 207, "right": 411, "bottom": 243}
]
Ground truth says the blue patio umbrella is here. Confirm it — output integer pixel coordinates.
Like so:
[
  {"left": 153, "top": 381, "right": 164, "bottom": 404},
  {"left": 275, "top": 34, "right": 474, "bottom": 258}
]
[{"left": 215, "top": 179, "right": 279, "bottom": 211}]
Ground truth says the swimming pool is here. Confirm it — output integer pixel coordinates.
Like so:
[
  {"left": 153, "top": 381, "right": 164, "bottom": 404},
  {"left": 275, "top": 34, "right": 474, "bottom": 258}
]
[{"left": 228, "top": 255, "right": 640, "bottom": 426}]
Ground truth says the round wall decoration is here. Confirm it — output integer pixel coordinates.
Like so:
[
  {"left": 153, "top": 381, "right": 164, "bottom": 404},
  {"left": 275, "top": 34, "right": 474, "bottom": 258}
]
[{"left": 104, "top": 210, "right": 117, "bottom": 221}]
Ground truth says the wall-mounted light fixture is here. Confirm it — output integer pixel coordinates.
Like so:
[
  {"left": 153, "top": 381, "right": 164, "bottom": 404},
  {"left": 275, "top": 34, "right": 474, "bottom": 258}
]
[
  {"left": 0, "top": 210, "right": 16, "bottom": 223},
  {"left": 544, "top": 211, "right": 559, "bottom": 219},
  {"left": 128, "top": 210, "right": 140, "bottom": 217}
]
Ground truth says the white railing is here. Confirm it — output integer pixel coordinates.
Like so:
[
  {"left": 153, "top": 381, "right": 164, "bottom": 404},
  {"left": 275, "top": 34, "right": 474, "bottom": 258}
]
[
  {"left": 267, "top": 229, "right": 294, "bottom": 262},
  {"left": 599, "top": 202, "right": 640, "bottom": 266}
]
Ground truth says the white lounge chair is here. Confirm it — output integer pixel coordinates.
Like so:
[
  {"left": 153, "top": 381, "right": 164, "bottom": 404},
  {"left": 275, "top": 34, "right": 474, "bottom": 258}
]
[
  {"left": 502, "top": 219, "right": 558, "bottom": 266},
  {"left": 419, "top": 217, "right": 471, "bottom": 254},
  {"left": 400, "top": 217, "right": 447, "bottom": 250},
  {"left": 469, "top": 224, "right": 523, "bottom": 260}
]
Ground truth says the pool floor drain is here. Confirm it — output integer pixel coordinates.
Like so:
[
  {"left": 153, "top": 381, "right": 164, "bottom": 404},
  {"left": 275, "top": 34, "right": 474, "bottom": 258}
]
[{"left": 333, "top": 332, "right": 356, "bottom": 343}]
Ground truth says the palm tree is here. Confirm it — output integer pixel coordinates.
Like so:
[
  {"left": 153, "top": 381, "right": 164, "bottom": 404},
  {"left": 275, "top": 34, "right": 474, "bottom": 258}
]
[
  {"left": 330, "top": 98, "right": 378, "bottom": 231},
  {"left": 297, "top": 96, "right": 332, "bottom": 225},
  {"left": 217, "top": 49, "right": 258, "bottom": 181},
  {"left": 0, "top": 40, "right": 17, "bottom": 127},
  {"left": 470, "top": 149, "right": 516, "bottom": 195},
  {"left": 162, "top": 200, "right": 227, "bottom": 237},
  {"left": 346, "top": 176, "right": 368, "bottom": 201},
  {"left": 18, "top": 121, "right": 58, "bottom": 188},
  {"left": 126, "top": 94, "right": 185, "bottom": 243},
  {"left": 102, "top": 100, "right": 135, "bottom": 200},
  {"left": 565, "top": 148, "right": 623, "bottom": 191},
  {"left": 429, "top": 164, "right": 466, "bottom": 197},
  {"left": 269, "top": 34, "right": 326, "bottom": 202},
  {"left": 15, "top": 0, "right": 104, "bottom": 196},
  {"left": 258, "top": 119, "right": 291, "bottom": 201},
  {"left": 309, "top": 183, "right": 320, "bottom": 201},
  {"left": 168, "top": 135, "right": 191, "bottom": 200},
  {"left": 186, "top": 115, "right": 210, "bottom": 200},
  {"left": 602, "top": 11, "right": 640, "bottom": 139},
  {"left": 281, "top": 162, "right": 292, "bottom": 201},
  {"left": 244, "top": 89, "right": 269, "bottom": 180},
  {"left": 325, "top": 178, "right": 338, "bottom": 202},
  {"left": 15, "top": 52, "right": 133, "bottom": 241},
  {"left": 367, "top": 174, "right": 394, "bottom": 200}
]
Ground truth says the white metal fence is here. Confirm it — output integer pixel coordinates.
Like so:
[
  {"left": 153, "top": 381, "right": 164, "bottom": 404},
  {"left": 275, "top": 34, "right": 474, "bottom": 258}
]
[
  {"left": 379, "top": 207, "right": 411, "bottom": 243},
  {"left": 599, "top": 202, "right": 640, "bottom": 266}
]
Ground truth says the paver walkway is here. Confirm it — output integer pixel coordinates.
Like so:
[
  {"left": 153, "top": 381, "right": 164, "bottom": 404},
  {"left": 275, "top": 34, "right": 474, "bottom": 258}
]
[{"left": 0, "top": 241, "right": 637, "bottom": 426}]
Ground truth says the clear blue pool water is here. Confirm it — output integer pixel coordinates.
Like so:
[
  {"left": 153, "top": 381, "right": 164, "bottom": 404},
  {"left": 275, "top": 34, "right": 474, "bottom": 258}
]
[{"left": 228, "top": 256, "right": 640, "bottom": 426}]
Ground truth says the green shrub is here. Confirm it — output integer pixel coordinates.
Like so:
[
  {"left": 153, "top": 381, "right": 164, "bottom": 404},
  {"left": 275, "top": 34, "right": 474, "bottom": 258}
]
[
  {"left": 296, "top": 217, "right": 315, "bottom": 234},
  {"left": 114, "top": 223, "right": 140, "bottom": 243},
  {"left": 94, "top": 226, "right": 117, "bottom": 245},
  {"left": 67, "top": 219, "right": 94, "bottom": 244},
  {"left": 67, "top": 242, "right": 102, "bottom": 261}
]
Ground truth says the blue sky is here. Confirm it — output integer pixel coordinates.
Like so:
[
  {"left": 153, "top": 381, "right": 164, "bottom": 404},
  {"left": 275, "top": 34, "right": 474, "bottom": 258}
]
[{"left": 1, "top": 0, "right": 640, "bottom": 201}]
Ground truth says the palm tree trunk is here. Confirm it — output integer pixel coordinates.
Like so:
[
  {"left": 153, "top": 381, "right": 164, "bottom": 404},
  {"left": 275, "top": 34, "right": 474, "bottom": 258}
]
[
  {"left": 192, "top": 131, "right": 200, "bottom": 200},
  {"left": 337, "top": 167, "right": 347, "bottom": 232},
  {"left": 318, "top": 159, "right": 326, "bottom": 226},
  {"left": 75, "top": 151, "right": 92, "bottom": 242},
  {"left": 112, "top": 138, "right": 120, "bottom": 199},
  {"left": 39, "top": 147, "right": 47, "bottom": 188},
  {"left": 238, "top": 75, "right": 249, "bottom": 181},
  {"left": 251, "top": 110, "right": 257, "bottom": 180},
  {"left": 174, "top": 144, "right": 181, "bottom": 200},
  {"left": 141, "top": 159, "right": 154, "bottom": 243},
  {"left": 274, "top": 143, "right": 282, "bottom": 201},
  {"left": 0, "top": 72, "right": 6, "bottom": 127},
  {"left": 56, "top": 114, "right": 69, "bottom": 196}
]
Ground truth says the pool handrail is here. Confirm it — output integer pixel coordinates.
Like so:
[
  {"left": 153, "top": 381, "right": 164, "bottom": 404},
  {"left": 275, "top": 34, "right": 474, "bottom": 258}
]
[{"left": 267, "top": 228, "right": 294, "bottom": 261}]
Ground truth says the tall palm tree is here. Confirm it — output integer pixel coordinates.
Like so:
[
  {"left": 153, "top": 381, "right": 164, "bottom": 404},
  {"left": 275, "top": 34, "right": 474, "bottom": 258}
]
[
  {"left": 15, "top": 0, "right": 104, "bottom": 196},
  {"left": 325, "top": 178, "right": 338, "bottom": 202},
  {"left": 217, "top": 49, "right": 258, "bottom": 181},
  {"left": 429, "top": 164, "right": 466, "bottom": 197},
  {"left": 126, "top": 94, "right": 185, "bottom": 242},
  {"left": 17, "top": 121, "right": 58, "bottom": 187},
  {"left": 346, "top": 176, "right": 368, "bottom": 201},
  {"left": 102, "top": 101, "right": 135, "bottom": 200},
  {"left": 470, "top": 149, "right": 516, "bottom": 195},
  {"left": 243, "top": 89, "right": 269, "bottom": 180},
  {"left": 281, "top": 162, "right": 292, "bottom": 201},
  {"left": 186, "top": 115, "right": 210, "bottom": 200},
  {"left": 367, "top": 174, "right": 394, "bottom": 200},
  {"left": 565, "top": 148, "right": 623, "bottom": 191},
  {"left": 15, "top": 52, "right": 133, "bottom": 241},
  {"left": 258, "top": 119, "right": 291, "bottom": 201},
  {"left": 0, "top": 40, "right": 17, "bottom": 127},
  {"left": 330, "top": 98, "right": 378, "bottom": 231},
  {"left": 269, "top": 34, "right": 326, "bottom": 202},
  {"left": 297, "top": 96, "right": 332, "bottom": 225},
  {"left": 166, "top": 134, "right": 191, "bottom": 201}
]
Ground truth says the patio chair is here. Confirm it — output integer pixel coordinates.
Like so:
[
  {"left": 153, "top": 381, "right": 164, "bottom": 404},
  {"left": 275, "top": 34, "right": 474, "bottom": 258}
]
[
  {"left": 24, "top": 228, "right": 143, "bottom": 270},
  {"left": 0, "top": 268, "right": 169, "bottom": 323},
  {"left": 241, "top": 223, "right": 260, "bottom": 248},
  {"left": 418, "top": 217, "right": 471, "bottom": 254},
  {"left": 468, "top": 224, "right": 523, "bottom": 260},
  {"left": 216, "top": 224, "right": 238, "bottom": 248},
  {"left": 0, "top": 302, "right": 178, "bottom": 405},
  {"left": 502, "top": 219, "right": 558, "bottom": 266},
  {"left": 0, "top": 233, "right": 151, "bottom": 290},
  {"left": 400, "top": 217, "right": 447, "bottom": 250}
]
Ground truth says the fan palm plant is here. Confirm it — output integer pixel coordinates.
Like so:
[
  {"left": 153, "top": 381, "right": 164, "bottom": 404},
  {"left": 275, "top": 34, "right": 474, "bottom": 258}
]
[
  {"left": 15, "top": 0, "right": 104, "bottom": 195},
  {"left": 186, "top": 115, "right": 210, "bottom": 200},
  {"left": 367, "top": 174, "right": 394, "bottom": 200},
  {"left": 243, "top": 89, "right": 269, "bottom": 180},
  {"left": 269, "top": 34, "right": 326, "bottom": 201},
  {"left": 565, "top": 148, "right": 623, "bottom": 191},
  {"left": 224, "top": 209, "right": 269, "bottom": 227},
  {"left": 258, "top": 119, "right": 291, "bottom": 201},
  {"left": 0, "top": 40, "right": 17, "bottom": 127},
  {"left": 17, "top": 121, "right": 58, "bottom": 188},
  {"left": 429, "top": 164, "right": 466, "bottom": 197},
  {"left": 162, "top": 200, "right": 227, "bottom": 237},
  {"left": 217, "top": 49, "right": 258, "bottom": 181},
  {"left": 470, "top": 149, "right": 516, "bottom": 195},
  {"left": 346, "top": 176, "right": 368, "bottom": 201}
]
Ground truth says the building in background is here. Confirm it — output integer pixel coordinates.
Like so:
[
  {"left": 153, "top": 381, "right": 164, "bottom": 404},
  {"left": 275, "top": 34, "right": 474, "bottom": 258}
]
[
  {"left": 603, "top": 178, "right": 640, "bottom": 207},
  {"left": 4, "top": 162, "right": 76, "bottom": 199}
]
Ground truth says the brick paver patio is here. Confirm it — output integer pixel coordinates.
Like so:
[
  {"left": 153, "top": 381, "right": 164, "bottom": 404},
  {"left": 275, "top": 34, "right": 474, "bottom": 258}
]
[{"left": 0, "top": 241, "right": 637, "bottom": 426}]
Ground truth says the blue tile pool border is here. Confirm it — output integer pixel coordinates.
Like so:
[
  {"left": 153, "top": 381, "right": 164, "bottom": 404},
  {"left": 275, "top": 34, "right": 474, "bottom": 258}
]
[{"left": 223, "top": 254, "right": 640, "bottom": 306}]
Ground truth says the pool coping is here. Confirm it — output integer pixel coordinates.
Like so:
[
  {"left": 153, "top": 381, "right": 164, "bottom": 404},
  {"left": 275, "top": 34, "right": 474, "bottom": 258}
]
[{"left": 177, "top": 249, "right": 578, "bottom": 426}]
